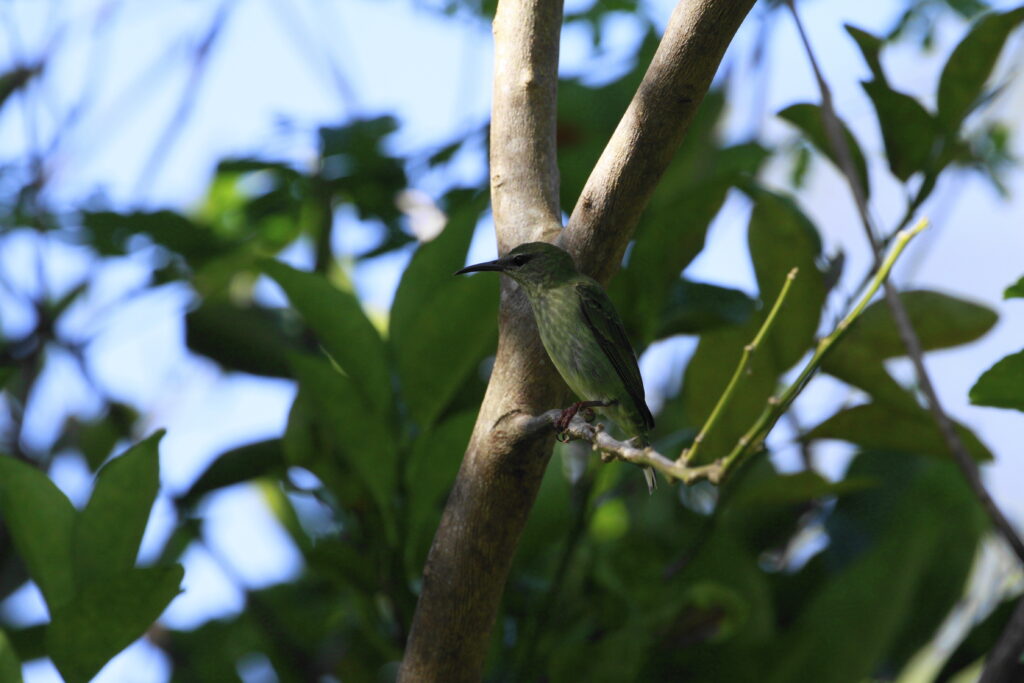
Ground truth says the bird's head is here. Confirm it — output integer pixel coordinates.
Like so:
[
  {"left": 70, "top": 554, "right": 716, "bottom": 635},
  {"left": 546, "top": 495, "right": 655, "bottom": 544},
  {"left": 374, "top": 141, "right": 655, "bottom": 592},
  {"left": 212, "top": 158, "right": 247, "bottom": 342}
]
[{"left": 455, "top": 242, "right": 579, "bottom": 292}]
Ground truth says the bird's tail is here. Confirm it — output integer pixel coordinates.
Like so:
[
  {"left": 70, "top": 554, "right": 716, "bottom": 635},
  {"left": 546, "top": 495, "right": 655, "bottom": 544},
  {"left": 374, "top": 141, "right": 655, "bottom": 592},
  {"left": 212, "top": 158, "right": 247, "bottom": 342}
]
[{"left": 642, "top": 466, "right": 657, "bottom": 494}]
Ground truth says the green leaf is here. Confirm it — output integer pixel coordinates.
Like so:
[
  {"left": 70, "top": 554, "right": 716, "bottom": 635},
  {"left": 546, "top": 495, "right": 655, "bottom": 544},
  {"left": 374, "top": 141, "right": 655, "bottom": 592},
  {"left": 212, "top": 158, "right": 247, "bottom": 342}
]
[
  {"left": 177, "top": 439, "right": 285, "bottom": 508},
  {"left": 404, "top": 411, "right": 477, "bottom": 571},
  {"left": 970, "top": 348, "right": 1024, "bottom": 411},
  {"left": 48, "top": 565, "right": 184, "bottom": 683},
  {"left": 731, "top": 471, "right": 876, "bottom": 506},
  {"left": 289, "top": 354, "right": 397, "bottom": 533},
  {"left": 185, "top": 299, "right": 299, "bottom": 378},
  {"left": 80, "top": 211, "right": 230, "bottom": 264},
  {"left": 861, "top": 81, "right": 939, "bottom": 181},
  {"left": 264, "top": 261, "right": 392, "bottom": 416},
  {"left": 0, "top": 458, "right": 76, "bottom": 609},
  {"left": 391, "top": 196, "right": 495, "bottom": 427},
  {"left": 824, "top": 290, "right": 996, "bottom": 406},
  {"left": 0, "top": 629, "right": 21, "bottom": 683},
  {"left": 937, "top": 7, "right": 1024, "bottom": 131},
  {"left": 747, "top": 190, "right": 826, "bottom": 371},
  {"left": 778, "top": 103, "right": 871, "bottom": 198},
  {"left": 655, "top": 280, "right": 756, "bottom": 338},
  {"left": 805, "top": 403, "right": 993, "bottom": 461},
  {"left": 1003, "top": 274, "right": 1024, "bottom": 299},
  {"left": 768, "top": 453, "right": 984, "bottom": 681},
  {"left": 845, "top": 25, "right": 886, "bottom": 84},
  {"left": 74, "top": 432, "right": 163, "bottom": 582}
]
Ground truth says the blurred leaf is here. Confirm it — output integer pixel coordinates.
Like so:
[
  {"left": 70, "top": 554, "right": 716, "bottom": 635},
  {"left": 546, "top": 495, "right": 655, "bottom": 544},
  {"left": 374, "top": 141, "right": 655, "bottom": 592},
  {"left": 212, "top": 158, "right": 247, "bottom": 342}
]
[
  {"left": 80, "top": 211, "right": 230, "bottom": 265},
  {"left": 655, "top": 281, "right": 756, "bottom": 338},
  {"left": 824, "top": 290, "right": 996, "bottom": 406},
  {"left": 319, "top": 117, "right": 408, "bottom": 236},
  {"left": 391, "top": 194, "right": 495, "bottom": 427},
  {"left": 1004, "top": 275, "right": 1024, "bottom": 299},
  {"left": 0, "top": 458, "right": 76, "bottom": 609},
  {"left": 74, "top": 431, "right": 163, "bottom": 582},
  {"left": 0, "top": 629, "right": 21, "bottom": 683},
  {"left": 289, "top": 354, "right": 397, "bottom": 536},
  {"left": 616, "top": 141, "right": 769, "bottom": 343},
  {"left": 936, "top": 598, "right": 1022, "bottom": 682},
  {"left": 969, "top": 348, "right": 1024, "bottom": 411},
  {"left": 265, "top": 261, "right": 392, "bottom": 416},
  {"left": 861, "top": 81, "right": 939, "bottom": 181},
  {"left": 768, "top": 453, "right": 984, "bottom": 681},
  {"left": 186, "top": 299, "right": 300, "bottom": 378},
  {"left": 747, "top": 189, "right": 826, "bottom": 370},
  {"left": 404, "top": 411, "right": 476, "bottom": 571},
  {"left": 937, "top": 7, "right": 1024, "bottom": 132},
  {"left": 178, "top": 439, "right": 285, "bottom": 508},
  {"left": 0, "top": 64, "right": 42, "bottom": 110},
  {"left": 805, "top": 403, "right": 993, "bottom": 461},
  {"left": 845, "top": 25, "right": 885, "bottom": 83},
  {"left": 48, "top": 565, "right": 184, "bottom": 683},
  {"left": 778, "top": 103, "right": 871, "bottom": 198},
  {"left": 732, "top": 471, "right": 877, "bottom": 506}
]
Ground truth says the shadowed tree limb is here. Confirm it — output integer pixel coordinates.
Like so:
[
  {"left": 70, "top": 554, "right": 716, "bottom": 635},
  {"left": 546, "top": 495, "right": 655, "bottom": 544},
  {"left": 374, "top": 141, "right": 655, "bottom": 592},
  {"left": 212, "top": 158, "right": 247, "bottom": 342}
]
[{"left": 399, "top": 1, "right": 757, "bottom": 680}]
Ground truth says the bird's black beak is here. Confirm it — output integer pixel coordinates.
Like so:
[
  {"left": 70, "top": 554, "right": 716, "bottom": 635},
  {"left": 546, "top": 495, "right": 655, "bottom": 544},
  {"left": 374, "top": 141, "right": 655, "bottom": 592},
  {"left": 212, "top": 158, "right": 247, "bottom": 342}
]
[{"left": 454, "top": 258, "right": 507, "bottom": 276}]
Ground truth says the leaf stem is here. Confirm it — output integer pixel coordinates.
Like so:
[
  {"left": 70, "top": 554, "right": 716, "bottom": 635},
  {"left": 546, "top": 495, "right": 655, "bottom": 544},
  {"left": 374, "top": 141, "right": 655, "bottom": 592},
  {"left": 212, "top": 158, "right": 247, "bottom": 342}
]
[{"left": 681, "top": 267, "right": 798, "bottom": 465}]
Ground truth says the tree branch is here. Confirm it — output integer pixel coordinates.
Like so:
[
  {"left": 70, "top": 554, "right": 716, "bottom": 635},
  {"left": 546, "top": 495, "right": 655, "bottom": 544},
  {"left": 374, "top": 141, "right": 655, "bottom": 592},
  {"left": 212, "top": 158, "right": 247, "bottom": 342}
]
[
  {"left": 785, "top": 0, "right": 1024, "bottom": 564},
  {"left": 401, "top": 2, "right": 758, "bottom": 679},
  {"left": 398, "top": 1, "right": 566, "bottom": 681},
  {"left": 564, "top": 0, "right": 757, "bottom": 283}
]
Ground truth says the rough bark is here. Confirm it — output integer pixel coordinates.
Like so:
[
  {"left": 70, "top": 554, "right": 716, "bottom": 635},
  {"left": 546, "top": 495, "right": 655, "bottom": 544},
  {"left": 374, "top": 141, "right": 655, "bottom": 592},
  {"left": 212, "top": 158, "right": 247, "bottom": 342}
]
[{"left": 399, "top": 1, "right": 756, "bottom": 680}]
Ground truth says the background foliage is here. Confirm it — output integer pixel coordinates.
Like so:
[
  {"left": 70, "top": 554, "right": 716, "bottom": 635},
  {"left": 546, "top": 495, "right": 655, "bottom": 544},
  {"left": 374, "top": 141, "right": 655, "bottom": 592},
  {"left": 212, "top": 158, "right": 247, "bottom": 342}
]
[{"left": 1, "top": 0, "right": 1023, "bottom": 681}]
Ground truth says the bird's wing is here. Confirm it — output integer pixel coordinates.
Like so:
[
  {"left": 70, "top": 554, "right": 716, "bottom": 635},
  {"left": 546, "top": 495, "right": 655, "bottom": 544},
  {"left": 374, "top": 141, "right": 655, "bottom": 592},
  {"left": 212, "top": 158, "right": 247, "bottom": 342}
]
[{"left": 575, "top": 281, "right": 655, "bottom": 430}]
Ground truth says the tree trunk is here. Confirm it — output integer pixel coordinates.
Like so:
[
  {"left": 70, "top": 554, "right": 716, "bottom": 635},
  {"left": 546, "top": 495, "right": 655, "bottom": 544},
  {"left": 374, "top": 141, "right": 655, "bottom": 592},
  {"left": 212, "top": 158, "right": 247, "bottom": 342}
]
[{"left": 399, "top": 1, "right": 756, "bottom": 680}]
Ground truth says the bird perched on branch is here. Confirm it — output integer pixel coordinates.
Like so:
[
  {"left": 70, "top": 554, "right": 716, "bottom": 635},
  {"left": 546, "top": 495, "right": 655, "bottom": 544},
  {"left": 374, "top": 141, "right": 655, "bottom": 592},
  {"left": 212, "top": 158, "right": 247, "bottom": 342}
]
[{"left": 456, "top": 241, "right": 657, "bottom": 493}]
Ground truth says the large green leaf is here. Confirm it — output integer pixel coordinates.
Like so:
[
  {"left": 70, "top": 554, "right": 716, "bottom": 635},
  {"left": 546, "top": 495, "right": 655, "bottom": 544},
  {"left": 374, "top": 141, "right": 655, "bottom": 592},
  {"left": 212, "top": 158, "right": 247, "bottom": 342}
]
[
  {"left": 48, "top": 565, "right": 184, "bottom": 683},
  {"left": 936, "top": 598, "right": 1022, "bottom": 682},
  {"left": 264, "top": 261, "right": 392, "bottom": 416},
  {"left": 778, "top": 103, "right": 871, "bottom": 198},
  {"left": 185, "top": 299, "right": 298, "bottom": 378},
  {"left": 177, "top": 439, "right": 286, "bottom": 508},
  {"left": 289, "top": 354, "right": 397, "bottom": 533},
  {"left": 747, "top": 190, "right": 826, "bottom": 371},
  {"left": 404, "top": 411, "right": 478, "bottom": 571},
  {"left": 937, "top": 7, "right": 1024, "bottom": 131},
  {"left": 824, "top": 290, "right": 996, "bottom": 406},
  {"left": 390, "top": 195, "right": 495, "bottom": 427},
  {"left": 805, "top": 403, "right": 992, "bottom": 461},
  {"left": 80, "top": 211, "right": 230, "bottom": 264},
  {"left": 74, "top": 431, "right": 163, "bottom": 583},
  {"left": 654, "top": 280, "right": 756, "bottom": 338},
  {"left": 0, "top": 458, "right": 76, "bottom": 609},
  {"left": 845, "top": 25, "right": 885, "bottom": 84},
  {"left": 767, "top": 453, "right": 984, "bottom": 682},
  {"left": 969, "top": 347, "right": 1024, "bottom": 411},
  {"left": 862, "top": 81, "right": 939, "bottom": 181},
  {"left": 0, "top": 629, "right": 21, "bottom": 683}
]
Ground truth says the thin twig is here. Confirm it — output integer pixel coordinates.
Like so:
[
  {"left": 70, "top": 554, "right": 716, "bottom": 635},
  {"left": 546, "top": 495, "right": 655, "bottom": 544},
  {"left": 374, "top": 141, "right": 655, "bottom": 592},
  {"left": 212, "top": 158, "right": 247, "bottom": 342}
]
[
  {"left": 786, "top": 0, "right": 1024, "bottom": 564},
  {"left": 682, "top": 267, "right": 798, "bottom": 465}
]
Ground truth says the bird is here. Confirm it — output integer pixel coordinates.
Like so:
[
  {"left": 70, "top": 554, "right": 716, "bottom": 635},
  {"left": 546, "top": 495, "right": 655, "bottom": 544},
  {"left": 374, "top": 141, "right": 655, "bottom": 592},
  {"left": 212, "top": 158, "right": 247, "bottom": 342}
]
[{"left": 456, "top": 241, "right": 657, "bottom": 493}]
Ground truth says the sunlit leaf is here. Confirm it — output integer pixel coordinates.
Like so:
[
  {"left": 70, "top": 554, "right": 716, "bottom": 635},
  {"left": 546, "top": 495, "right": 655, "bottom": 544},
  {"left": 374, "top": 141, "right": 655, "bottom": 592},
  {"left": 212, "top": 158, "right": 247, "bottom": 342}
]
[
  {"left": 778, "top": 103, "right": 871, "bottom": 198},
  {"left": 969, "top": 348, "right": 1024, "bottom": 411}
]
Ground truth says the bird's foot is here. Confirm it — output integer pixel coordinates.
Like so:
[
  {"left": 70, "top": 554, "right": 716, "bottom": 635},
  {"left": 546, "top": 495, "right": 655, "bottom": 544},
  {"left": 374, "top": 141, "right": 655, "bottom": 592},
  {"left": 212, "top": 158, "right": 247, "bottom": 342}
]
[{"left": 555, "top": 400, "right": 613, "bottom": 441}]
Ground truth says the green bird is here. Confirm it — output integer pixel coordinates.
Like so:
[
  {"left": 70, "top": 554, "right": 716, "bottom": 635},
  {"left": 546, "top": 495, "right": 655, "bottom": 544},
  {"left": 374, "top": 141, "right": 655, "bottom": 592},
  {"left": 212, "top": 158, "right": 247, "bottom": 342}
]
[{"left": 456, "top": 241, "right": 657, "bottom": 493}]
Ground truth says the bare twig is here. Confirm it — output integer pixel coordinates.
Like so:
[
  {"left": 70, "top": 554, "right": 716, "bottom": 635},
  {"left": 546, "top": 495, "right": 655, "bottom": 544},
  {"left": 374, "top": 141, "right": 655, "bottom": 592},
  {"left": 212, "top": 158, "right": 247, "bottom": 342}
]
[
  {"left": 683, "top": 267, "right": 798, "bottom": 465},
  {"left": 785, "top": 0, "right": 1024, "bottom": 564}
]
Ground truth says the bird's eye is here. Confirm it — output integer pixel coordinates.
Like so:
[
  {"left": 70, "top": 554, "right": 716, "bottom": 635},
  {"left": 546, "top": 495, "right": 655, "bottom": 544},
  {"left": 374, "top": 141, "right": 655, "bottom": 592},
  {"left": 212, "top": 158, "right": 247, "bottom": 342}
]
[{"left": 511, "top": 254, "right": 530, "bottom": 267}]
